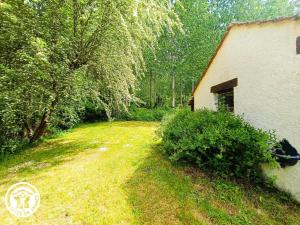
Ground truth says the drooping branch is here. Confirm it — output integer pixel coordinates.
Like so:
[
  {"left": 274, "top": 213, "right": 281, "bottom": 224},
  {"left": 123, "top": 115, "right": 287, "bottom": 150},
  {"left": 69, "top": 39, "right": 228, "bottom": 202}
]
[{"left": 69, "top": 1, "right": 112, "bottom": 70}]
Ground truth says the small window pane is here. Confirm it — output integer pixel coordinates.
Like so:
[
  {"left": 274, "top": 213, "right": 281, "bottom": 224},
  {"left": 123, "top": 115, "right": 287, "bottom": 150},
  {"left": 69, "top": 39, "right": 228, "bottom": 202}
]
[
  {"left": 297, "top": 36, "right": 300, "bottom": 54},
  {"left": 217, "top": 88, "right": 234, "bottom": 112}
]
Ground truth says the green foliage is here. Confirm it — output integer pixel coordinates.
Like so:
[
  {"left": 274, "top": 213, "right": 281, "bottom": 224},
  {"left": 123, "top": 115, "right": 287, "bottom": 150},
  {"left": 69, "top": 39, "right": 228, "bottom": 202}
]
[
  {"left": 0, "top": 121, "right": 299, "bottom": 224},
  {"left": 0, "top": 0, "right": 181, "bottom": 153},
  {"left": 0, "top": 0, "right": 297, "bottom": 156},
  {"left": 140, "top": 0, "right": 217, "bottom": 107},
  {"left": 209, "top": 0, "right": 296, "bottom": 25},
  {"left": 159, "top": 109, "right": 278, "bottom": 180},
  {"left": 117, "top": 107, "right": 173, "bottom": 121},
  {"left": 139, "top": 0, "right": 297, "bottom": 107},
  {"left": 82, "top": 100, "right": 108, "bottom": 122}
]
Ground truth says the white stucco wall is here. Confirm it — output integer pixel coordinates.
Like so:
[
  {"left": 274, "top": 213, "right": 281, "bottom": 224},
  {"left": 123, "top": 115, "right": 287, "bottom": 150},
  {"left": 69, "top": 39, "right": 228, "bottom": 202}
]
[{"left": 193, "top": 19, "right": 300, "bottom": 201}]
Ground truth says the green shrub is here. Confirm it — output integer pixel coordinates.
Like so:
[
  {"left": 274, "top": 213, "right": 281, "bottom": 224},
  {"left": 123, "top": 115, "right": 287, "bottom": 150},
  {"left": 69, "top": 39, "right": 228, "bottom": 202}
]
[
  {"left": 159, "top": 109, "right": 277, "bottom": 181},
  {"left": 82, "top": 101, "right": 108, "bottom": 122},
  {"left": 117, "top": 107, "right": 173, "bottom": 121}
]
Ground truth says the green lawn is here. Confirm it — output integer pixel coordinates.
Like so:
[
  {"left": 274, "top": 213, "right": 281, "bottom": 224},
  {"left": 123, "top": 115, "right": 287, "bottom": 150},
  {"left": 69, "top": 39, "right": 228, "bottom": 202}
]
[{"left": 0, "top": 121, "right": 299, "bottom": 225}]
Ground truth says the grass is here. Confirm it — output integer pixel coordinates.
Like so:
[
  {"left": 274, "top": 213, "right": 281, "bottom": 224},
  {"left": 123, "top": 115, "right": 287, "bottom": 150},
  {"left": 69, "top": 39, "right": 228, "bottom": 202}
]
[
  {"left": 116, "top": 107, "right": 173, "bottom": 121},
  {"left": 0, "top": 121, "right": 299, "bottom": 225}
]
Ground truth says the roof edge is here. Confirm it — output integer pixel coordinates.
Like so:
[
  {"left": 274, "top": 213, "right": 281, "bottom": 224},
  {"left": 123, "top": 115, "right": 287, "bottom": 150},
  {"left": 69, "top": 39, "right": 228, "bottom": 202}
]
[
  {"left": 192, "top": 15, "right": 300, "bottom": 96},
  {"left": 192, "top": 25, "right": 232, "bottom": 96},
  {"left": 229, "top": 15, "right": 300, "bottom": 27}
]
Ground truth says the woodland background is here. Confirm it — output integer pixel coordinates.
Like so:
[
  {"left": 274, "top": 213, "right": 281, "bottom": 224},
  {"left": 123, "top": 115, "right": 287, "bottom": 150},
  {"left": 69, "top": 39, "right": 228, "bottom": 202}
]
[{"left": 0, "top": 0, "right": 299, "bottom": 153}]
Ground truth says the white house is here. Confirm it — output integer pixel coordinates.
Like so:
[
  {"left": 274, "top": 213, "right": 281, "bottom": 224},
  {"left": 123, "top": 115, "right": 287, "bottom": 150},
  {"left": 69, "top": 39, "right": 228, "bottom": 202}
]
[{"left": 192, "top": 16, "right": 300, "bottom": 201}]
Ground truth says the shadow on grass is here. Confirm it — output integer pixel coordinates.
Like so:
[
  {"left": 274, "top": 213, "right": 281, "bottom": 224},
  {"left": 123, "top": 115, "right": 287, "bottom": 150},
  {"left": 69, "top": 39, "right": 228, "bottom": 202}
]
[
  {"left": 0, "top": 127, "right": 104, "bottom": 182},
  {"left": 124, "top": 144, "right": 300, "bottom": 225},
  {"left": 112, "top": 121, "right": 159, "bottom": 128},
  {"left": 0, "top": 121, "right": 159, "bottom": 184}
]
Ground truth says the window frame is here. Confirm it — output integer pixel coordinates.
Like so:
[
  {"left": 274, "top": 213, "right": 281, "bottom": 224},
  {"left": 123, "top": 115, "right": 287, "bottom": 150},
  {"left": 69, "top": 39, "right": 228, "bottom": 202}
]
[
  {"left": 217, "top": 88, "right": 234, "bottom": 112},
  {"left": 296, "top": 36, "right": 300, "bottom": 54},
  {"left": 211, "top": 78, "right": 238, "bottom": 112}
]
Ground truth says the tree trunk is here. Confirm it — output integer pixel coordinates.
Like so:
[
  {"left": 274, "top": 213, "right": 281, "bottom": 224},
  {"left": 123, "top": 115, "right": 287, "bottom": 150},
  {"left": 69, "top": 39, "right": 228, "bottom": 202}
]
[
  {"left": 180, "top": 76, "right": 183, "bottom": 106},
  {"left": 172, "top": 75, "right": 175, "bottom": 108},
  {"left": 153, "top": 75, "right": 156, "bottom": 107},
  {"left": 29, "top": 112, "right": 50, "bottom": 143},
  {"left": 24, "top": 121, "right": 33, "bottom": 139},
  {"left": 149, "top": 72, "right": 152, "bottom": 108},
  {"left": 29, "top": 97, "right": 58, "bottom": 143}
]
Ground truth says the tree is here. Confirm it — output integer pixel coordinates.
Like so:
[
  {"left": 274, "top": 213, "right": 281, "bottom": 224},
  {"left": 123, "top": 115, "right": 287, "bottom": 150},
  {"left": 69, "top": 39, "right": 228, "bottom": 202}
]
[
  {"left": 0, "top": 0, "right": 180, "bottom": 150},
  {"left": 139, "top": 0, "right": 297, "bottom": 108},
  {"left": 140, "top": 0, "right": 219, "bottom": 107},
  {"left": 209, "top": 0, "right": 296, "bottom": 26}
]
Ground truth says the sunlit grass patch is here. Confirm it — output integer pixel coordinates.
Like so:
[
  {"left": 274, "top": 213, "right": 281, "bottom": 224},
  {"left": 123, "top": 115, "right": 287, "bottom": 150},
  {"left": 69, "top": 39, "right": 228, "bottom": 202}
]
[{"left": 0, "top": 121, "right": 298, "bottom": 225}]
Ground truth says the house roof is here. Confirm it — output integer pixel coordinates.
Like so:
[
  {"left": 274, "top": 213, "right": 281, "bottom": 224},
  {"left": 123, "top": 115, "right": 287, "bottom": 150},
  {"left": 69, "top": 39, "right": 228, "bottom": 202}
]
[{"left": 192, "top": 15, "right": 300, "bottom": 96}]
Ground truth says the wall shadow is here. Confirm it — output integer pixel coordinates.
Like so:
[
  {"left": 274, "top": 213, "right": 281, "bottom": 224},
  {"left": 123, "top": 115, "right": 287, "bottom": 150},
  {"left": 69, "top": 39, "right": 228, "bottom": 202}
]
[{"left": 123, "top": 144, "right": 300, "bottom": 225}]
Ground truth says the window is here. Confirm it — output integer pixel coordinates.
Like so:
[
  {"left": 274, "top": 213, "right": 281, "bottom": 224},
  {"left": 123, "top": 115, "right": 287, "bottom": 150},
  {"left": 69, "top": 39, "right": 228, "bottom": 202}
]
[
  {"left": 297, "top": 36, "right": 300, "bottom": 54},
  {"left": 217, "top": 88, "right": 234, "bottom": 112},
  {"left": 211, "top": 78, "right": 237, "bottom": 112}
]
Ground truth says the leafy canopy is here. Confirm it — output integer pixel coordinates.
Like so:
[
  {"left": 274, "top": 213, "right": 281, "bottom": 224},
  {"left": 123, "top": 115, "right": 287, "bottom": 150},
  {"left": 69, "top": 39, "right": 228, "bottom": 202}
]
[{"left": 0, "top": 0, "right": 180, "bottom": 151}]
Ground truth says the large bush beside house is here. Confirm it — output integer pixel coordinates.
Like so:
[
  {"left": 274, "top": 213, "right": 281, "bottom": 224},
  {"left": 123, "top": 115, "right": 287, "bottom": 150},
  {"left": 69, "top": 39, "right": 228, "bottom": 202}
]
[{"left": 159, "top": 109, "right": 278, "bottom": 181}]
